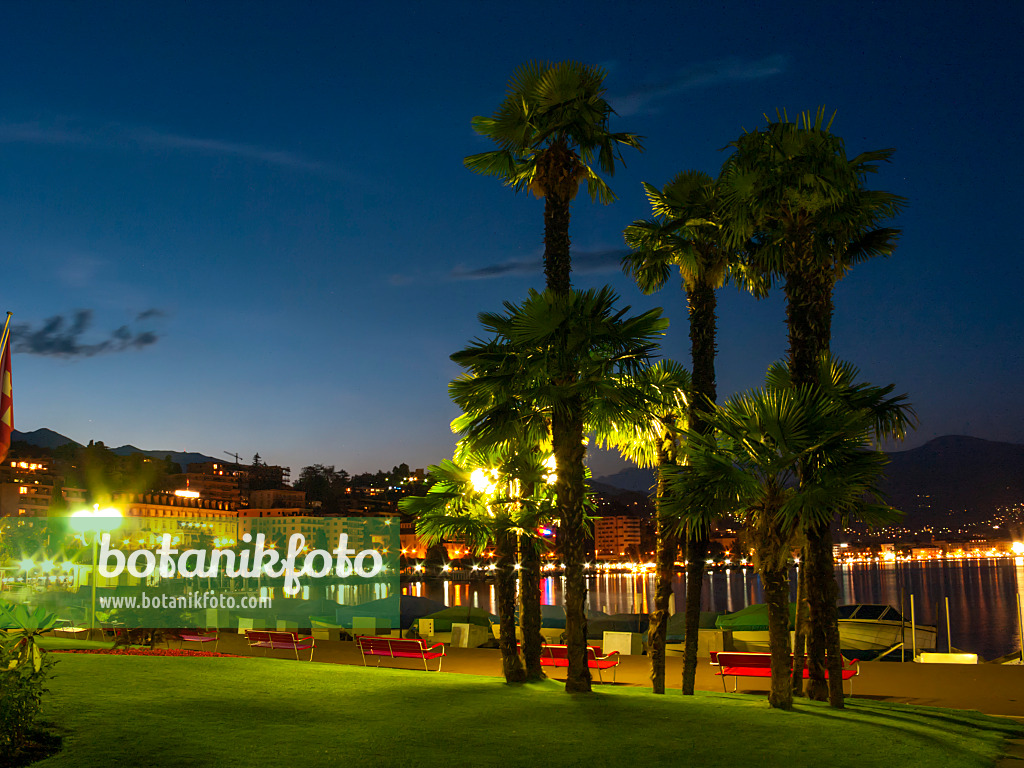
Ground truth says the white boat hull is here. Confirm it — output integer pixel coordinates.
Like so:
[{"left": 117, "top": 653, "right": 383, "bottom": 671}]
[{"left": 838, "top": 619, "right": 936, "bottom": 652}]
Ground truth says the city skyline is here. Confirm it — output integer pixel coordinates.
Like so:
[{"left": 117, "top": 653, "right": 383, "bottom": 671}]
[{"left": 2, "top": 2, "right": 1022, "bottom": 476}]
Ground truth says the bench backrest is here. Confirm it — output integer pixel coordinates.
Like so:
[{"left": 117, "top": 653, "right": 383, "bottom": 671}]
[
  {"left": 541, "top": 644, "right": 604, "bottom": 660},
  {"left": 246, "top": 630, "right": 304, "bottom": 644},
  {"left": 358, "top": 636, "right": 428, "bottom": 653},
  {"left": 715, "top": 652, "right": 774, "bottom": 668},
  {"left": 712, "top": 651, "right": 854, "bottom": 669}
]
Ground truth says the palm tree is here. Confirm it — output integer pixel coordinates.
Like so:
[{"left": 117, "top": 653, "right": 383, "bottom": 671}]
[
  {"left": 622, "top": 170, "right": 754, "bottom": 695},
  {"left": 594, "top": 359, "right": 689, "bottom": 694},
  {"left": 452, "top": 287, "right": 667, "bottom": 693},
  {"left": 402, "top": 450, "right": 556, "bottom": 684},
  {"left": 448, "top": 338, "right": 554, "bottom": 681},
  {"left": 718, "top": 108, "right": 905, "bottom": 706},
  {"left": 666, "top": 359, "right": 913, "bottom": 709},
  {"left": 466, "top": 61, "right": 643, "bottom": 294}
]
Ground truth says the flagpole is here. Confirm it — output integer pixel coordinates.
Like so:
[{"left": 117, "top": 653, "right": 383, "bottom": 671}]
[{"left": 0, "top": 312, "right": 10, "bottom": 354}]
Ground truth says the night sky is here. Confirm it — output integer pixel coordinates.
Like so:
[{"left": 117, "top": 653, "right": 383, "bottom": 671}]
[{"left": 2, "top": 2, "right": 1022, "bottom": 476}]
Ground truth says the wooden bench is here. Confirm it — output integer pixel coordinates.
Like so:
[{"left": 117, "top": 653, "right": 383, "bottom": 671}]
[
  {"left": 178, "top": 629, "right": 219, "bottom": 653},
  {"left": 245, "top": 629, "right": 315, "bottom": 661},
  {"left": 521, "top": 643, "right": 621, "bottom": 683},
  {"left": 710, "top": 651, "right": 859, "bottom": 695},
  {"left": 357, "top": 635, "right": 445, "bottom": 672}
]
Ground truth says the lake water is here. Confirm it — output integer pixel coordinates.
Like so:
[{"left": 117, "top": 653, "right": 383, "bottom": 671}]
[{"left": 404, "top": 557, "right": 1024, "bottom": 660}]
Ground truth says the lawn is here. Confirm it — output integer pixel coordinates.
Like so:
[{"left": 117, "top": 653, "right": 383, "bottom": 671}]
[{"left": 32, "top": 654, "right": 1023, "bottom": 768}]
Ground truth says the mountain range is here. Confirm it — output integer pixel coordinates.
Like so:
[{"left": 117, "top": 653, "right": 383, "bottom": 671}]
[
  {"left": 11, "top": 428, "right": 219, "bottom": 470},
  {"left": 593, "top": 435, "right": 1024, "bottom": 526}
]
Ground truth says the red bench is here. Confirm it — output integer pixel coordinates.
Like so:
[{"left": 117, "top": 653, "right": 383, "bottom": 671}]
[
  {"left": 710, "top": 651, "right": 859, "bottom": 695},
  {"left": 522, "top": 643, "right": 621, "bottom": 683},
  {"left": 245, "top": 629, "right": 316, "bottom": 661},
  {"left": 178, "top": 629, "right": 219, "bottom": 653},
  {"left": 357, "top": 635, "right": 445, "bottom": 672}
]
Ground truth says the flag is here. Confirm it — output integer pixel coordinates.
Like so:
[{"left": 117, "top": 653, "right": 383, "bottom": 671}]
[{"left": 0, "top": 328, "right": 11, "bottom": 464}]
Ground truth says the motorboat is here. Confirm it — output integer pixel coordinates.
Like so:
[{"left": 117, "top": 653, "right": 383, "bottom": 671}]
[
  {"left": 712, "top": 602, "right": 937, "bottom": 656},
  {"left": 837, "top": 603, "right": 937, "bottom": 654}
]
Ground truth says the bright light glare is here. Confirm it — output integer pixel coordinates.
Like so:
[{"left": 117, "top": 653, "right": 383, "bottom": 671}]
[
  {"left": 470, "top": 468, "right": 497, "bottom": 494},
  {"left": 70, "top": 504, "right": 123, "bottom": 534},
  {"left": 1012, "top": 542, "right": 1024, "bottom": 556}
]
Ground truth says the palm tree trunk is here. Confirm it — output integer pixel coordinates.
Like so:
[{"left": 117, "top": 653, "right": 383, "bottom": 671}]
[
  {"left": 495, "top": 530, "right": 526, "bottom": 683},
  {"left": 552, "top": 401, "right": 591, "bottom": 693},
  {"left": 541, "top": 139, "right": 575, "bottom": 295},
  {"left": 681, "top": 534, "right": 707, "bottom": 695},
  {"left": 518, "top": 532, "right": 545, "bottom": 681},
  {"left": 648, "top": 508, "right": 677, "bottom": 694},
  {"left": 682, "top": 280, "right": 717, "bottom": 694},
  {"left": 791, "top": 556, "right": 808, "bottom": 695},
  {"left": 761, "top": 562, "right": 794, "bottom": 710},
  {"left": 806, "top": 520, "right": 844, "bottom": 707},
  {"left": 784, "top": 255, "right": 840, "bottom": 704}
]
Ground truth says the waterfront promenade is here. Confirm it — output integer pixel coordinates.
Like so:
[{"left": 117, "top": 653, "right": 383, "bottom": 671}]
[{"left": 207, "top": 632, "right": 1024, "bottom": 718}]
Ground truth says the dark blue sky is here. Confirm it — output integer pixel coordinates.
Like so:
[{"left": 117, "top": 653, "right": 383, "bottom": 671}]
[{"left": 2, "top": 1, "right": 1021, "bottom": 476}]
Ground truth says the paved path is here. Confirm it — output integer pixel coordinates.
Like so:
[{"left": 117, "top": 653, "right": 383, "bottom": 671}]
[{"left": 212, "top": 631, "right": 1024, "bottom": 717}]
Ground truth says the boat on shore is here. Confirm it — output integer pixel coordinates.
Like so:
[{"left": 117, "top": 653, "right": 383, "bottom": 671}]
[
  {"left": 836, "top": 604, "right": 937, "bottom": 655},
  {"left": 713, "top": 603, "right": 938, "bottom": 657}
]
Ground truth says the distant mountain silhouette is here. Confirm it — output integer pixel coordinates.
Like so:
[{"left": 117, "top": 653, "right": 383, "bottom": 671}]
[
  {"left": 880, "top": 435, "right": 1024, "bottom": 524},
  {"left": 12, "top": 428, "right": 218, "bottom": 470},
  {"left": 11, "top": 428, "right": 82, "bottom": 450},
  {"left": 595, "top": 435, "right": 1024, "bottom": 525}
]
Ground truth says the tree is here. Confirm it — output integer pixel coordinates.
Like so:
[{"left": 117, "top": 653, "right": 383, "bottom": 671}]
[
  {"left": 594, "top": 359, "right": 689, "bottom": 695},
  {"left": 402, "top": 449, "right": 554, "bottom": 684},
  {"left": 666, "top": 358, "right": 913, "bottom": 709},
  {"left": 448, "top": 354, "right": 554, "bottom": 681},
  {"left": 466, "top": 61, "right": 643, "bottom": 294},
  {"left": 622, "top": 170, "right": 754, "bottom": 695},
  {"left": 452, "top": 287, "right": 666, "bottom": 693},
  {"left": 718, "top": 108, "right": 905, "bottom": 705}
]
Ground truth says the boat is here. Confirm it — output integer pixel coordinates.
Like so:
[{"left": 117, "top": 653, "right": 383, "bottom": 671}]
[
  {"left": 712, "top": 603, "right": 938, "bottom": 656},
  {"left": 836, "top": 604, "right": 937, "bottom": 654}
]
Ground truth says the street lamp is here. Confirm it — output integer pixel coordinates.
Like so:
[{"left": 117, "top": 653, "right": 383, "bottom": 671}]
[{"left": 70, "top": 505, "right": 123, "bottom": 631}]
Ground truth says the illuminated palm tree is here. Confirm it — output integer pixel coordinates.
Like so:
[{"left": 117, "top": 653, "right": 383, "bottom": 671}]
[
  {"left": 666, "top": 359, "right": 912, "bottom": 709},
  {"left": 466, "top": 61, "right": 643, "bottom": 294},
  {"left": 718, "top": 108, "right": 905, "bottom": 706},
  {"left": 401, "top": 449, "right": 554, "bottom": 684},
  {"left": 622, "top": 170, "right": 755, "bottom": 695},
  {"left": 594, "top": 359, "right": 689, "bottom": 695},
  {"left": 452, "top": 287, "right": 667, "bottom": 693}
]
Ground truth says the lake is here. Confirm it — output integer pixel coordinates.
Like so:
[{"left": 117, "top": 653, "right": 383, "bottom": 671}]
[{"left": 404, "top": 557, "right": 1024, "bottom": 660}]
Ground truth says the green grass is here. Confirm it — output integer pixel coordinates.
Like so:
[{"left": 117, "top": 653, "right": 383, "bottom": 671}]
[{"left": 34, "top": 655, "right": 1023, "bottom": 768}]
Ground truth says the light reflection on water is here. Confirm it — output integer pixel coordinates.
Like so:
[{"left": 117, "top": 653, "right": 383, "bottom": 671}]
[{"left": 403, "top": 559, "right": 1024, "bottom": 659}]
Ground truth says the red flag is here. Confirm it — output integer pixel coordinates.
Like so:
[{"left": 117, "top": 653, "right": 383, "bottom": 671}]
[{"left": 0, "top": 330, "right": 11, "bottom": 464}]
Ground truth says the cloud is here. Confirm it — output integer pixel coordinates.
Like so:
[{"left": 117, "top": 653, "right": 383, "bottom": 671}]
[
  {"left": 613, "top": 55, "right": 788, "bottom": 116},
  {"left": 0, "top": 119, "right": 345, "bottom": 178},
  {"left": 449, "top": 249, "right": 627, "bottom": 281},
  {"left": 10, "top": 309, "right": 162, "bottom": 358}
]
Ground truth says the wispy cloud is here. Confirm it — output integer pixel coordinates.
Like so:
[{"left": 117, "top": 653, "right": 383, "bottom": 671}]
[
  {"left": 0, "top": 120, "right": 345, "bottom": 178},
  {"left": 449, "top": 249, "right": 627, "bottom": 281},
  {"left": 613, "top": 55, "right": 788, "bottom": 116},
  {"left": 10, "top": 309, "right": 162, "bottom": 358}
]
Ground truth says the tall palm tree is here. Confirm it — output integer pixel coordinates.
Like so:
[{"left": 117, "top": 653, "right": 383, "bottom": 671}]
[
  {"left": 622, "top": 170, "right": 755, "bottom": 695},
  {"left": 452, "top": 287, "right": 667, "bottom": 693},
  {"left": 594, "top": 359, "right": 689, "bottom": 694},
  {"left": 666, "top": 359, "right": 913, "bottom": 709},
  {"left": 718, "top": 108, "right": 905, "bottom": 706},
  {"left": 466, "top": 61, "right": 643, "bottom": 294}
]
